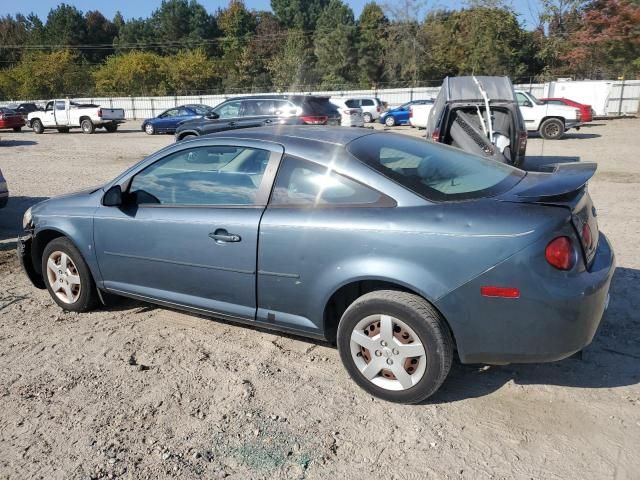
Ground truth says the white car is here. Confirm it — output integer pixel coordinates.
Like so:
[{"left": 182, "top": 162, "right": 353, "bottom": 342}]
[
  {"left": 408, "top": 103, "right": 435, "bottom": 129},
  {"left": 331, "top": 98, "right": 365, "bottom": 127},
  {"left": 515, "top": 91, "right": 582, "bottom": 139},
  {"left": 341, "top": 97, "right": 384, "bottom": 123},
  {"left": 28, "top": 99, "right": 125, "bottom": 134}
]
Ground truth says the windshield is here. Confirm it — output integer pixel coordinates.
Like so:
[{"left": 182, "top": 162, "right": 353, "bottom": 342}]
[
  {"left": 526, "top": 92, "right": 544, "bottom": 105},
  {"left": 348, "top": 134, "right": 524, "bottom": 201}
]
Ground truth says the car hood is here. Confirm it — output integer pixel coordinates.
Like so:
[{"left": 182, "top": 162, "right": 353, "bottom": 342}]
[{"left": 32, "top": 186, "right": 103, "bottom": 216}]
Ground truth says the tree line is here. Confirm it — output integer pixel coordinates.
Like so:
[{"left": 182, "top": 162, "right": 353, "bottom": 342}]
[{"left": 0, "top": 0, "right": 638, "bottom": 100}]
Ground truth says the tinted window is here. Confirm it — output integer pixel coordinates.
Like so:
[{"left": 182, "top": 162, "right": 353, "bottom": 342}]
[
  {"left": 273, "top": 100, "right": 298, "bottom": 116},
  {"left": 345, "top": 99, "right": 358, "bottom": 108},
  {"left": 191, "top": 105, "right": 212, "bottom": 115},
  {"left": 55, "top": 101, "right": 66, "bottom": 110},
  {"left": 361, "top": 99, "right": 374, "bottom": 106},
  {"left": 215, "top": 101, "right": 242, "bottom": 118},
  {"left": 129, "top": 146, "right": 271, "bottom": 206},
  {"left": 177, "top": 107, "right": 191, "bottom": 116},
  {"left": 162, "top": 108, "right": 180, "bottom": 118},
  {"left": 242, "top": 99, "right": 273, "bottom": 116},
  {"left": 348, "top": 134, "right": 524, "bottom": 201},
  {"left": 303, "top": 97, "right": 338, "bottom": 115},
  {"left": 271, "top": 156, "right": 386, "bottom": 207}
]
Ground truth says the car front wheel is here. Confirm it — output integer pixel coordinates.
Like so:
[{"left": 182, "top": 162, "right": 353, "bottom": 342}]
[
  {"left": 337, "top": 290, "right": 453, "bottom": 404},
  {"left": 363, "top": 112, "right": 373, "bottom": 123},
  {"left": 145, "top": 123, "right": 155, "bottom": 135},
  {"left": 41, "top": 237, "right": 98, "bottom": 312},
  {"left": 384, "top": 116, "right": 396, "bottom": 127}
]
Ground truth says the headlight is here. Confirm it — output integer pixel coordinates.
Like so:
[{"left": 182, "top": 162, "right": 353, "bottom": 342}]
[{"left": 22, "top": 207, "right": 33, "bottom": 229}]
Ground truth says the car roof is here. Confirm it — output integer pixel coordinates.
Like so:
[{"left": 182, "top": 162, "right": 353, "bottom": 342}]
[
  {"left": 201, "top": 125, "right": 375, "bottom": 147},
  {"left": 224, "top": 94, "right": 329, "bottom": 102}
]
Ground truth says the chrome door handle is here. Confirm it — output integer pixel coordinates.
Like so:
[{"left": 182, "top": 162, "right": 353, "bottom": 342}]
[{"left": 209, "top": 229, "right": 241, "bottom": 243}]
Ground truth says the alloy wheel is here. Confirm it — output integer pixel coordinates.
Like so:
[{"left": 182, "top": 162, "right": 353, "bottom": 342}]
[{"left": 46, "top": 251, "right": 82, "bottom": 304}]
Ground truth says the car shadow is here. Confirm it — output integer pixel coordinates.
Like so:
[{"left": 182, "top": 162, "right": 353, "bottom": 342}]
[
  {"left": 521, "top": 155, "right": 580, "bottom": 172},
  {"left": 0, "top": 140, "right": 38, "bottom": 147},
  {"left": 0, "top": 195, "right": 49, "bottom": 241},
  {"left": 562, "top": 132, "right": 601, "bottom": 140},
  {"left": 428, "top": 266, "right": 640, "bottom": 404}
]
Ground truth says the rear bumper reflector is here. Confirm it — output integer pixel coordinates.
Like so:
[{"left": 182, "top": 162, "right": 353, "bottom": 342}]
[{"left": 481, "top": 286, "right": 520, "bottom": 298}]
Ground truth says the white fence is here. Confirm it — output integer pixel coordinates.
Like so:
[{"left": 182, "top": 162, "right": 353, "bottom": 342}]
[{"left": 8, "top": 80, "right": 639, "bottom": 120}]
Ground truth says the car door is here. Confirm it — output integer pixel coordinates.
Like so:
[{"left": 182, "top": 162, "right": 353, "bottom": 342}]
[
  {"left": 200, "top": 100, "right": 243, "bottom": 134},
  {"left": 516, "top": 92, "right": 536, "bottom": 129},
  {"left": 94, "top": 140, "right": 283, "bottom": 319},
  {"left": 235, "top": 99, "right": 274, "bottom": 129},
  {"left": 41, "top": 102, "right": 57, "bottom": 126},
  {"left": 156, "top": 108, "right": 179, "bottom": 133},
  {"left": 54, "top": 100, "right": 69, "bottom": 126}
]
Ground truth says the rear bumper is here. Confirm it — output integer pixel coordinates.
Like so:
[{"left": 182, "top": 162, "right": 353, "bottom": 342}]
[
  {"left": 436, "top": 233, "right": 616, "bottom": 364},
  {"left": 17, "top": 231, "right": 46, "bottom": 289}
]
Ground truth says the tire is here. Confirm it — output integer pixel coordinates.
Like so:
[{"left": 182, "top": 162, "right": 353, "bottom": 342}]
[
  {"left": 539, "top": 118, "right": 564, "bottom": 140},
  {"left": 384, "top": 116, "right": 396, "bottom": 127},
  {"left": 57, "top": 128, "right": 70, "bottom": 133},
  {"left": 337, "top": 290, "right": 453, "bottom": 404},
  {"left": 105, "top": 124, "right": 118, "bottom": 133},
  {"left": 144, "top": 123, "right": 155, "bottom": 135},
  {"left": 41, "top": 237, "right": 99, "bottom": 312},
  {"left": 363, "top": 112, "right": 373, "bottom": 123},
  {"left": 81, "top": 119, "right": 95, "bottom": 134},
  {"left": 31, "top": 119, "right": 44, "bottom": 134},
  {"left": 13, "top": 126, "right": 22, "bottom": 132}
]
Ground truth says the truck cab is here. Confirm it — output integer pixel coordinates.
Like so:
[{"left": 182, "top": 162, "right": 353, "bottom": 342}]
[{"left": 515, "top": 91, "right": 582, "bottom": 140}]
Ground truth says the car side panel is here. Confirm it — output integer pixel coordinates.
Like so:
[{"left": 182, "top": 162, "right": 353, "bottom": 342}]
[{"left": 256, "top": 201, "right": 566, "bottom": 336}]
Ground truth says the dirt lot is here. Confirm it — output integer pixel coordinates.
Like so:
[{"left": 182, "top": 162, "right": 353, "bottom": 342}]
[{"left": 0, "top": 120, "right": 638, "bottom": 479}]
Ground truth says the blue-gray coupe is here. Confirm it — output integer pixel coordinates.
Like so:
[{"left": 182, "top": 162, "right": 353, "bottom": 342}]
[{"left": 18, "top": 126, "right": 615, "bottom": 403}]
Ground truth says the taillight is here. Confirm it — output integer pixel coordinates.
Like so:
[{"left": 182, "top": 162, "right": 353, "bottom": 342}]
[
  {"left": 575, "top": 109, "right": 581, "bottom": 121},
  {"left": 98, "top": 108, "right": 103, "bottom": 118},
  {"left": 0, "top": 114, "right": 4, "bottom": 120},
  {"left": 545, "top": 236, "right": 575, "bottom": 270},
  {"left": 581, "top": 223, "right": 593, "bottom": 250},
  {"left": 518, "top": 130, "right": 528, "bottom": 154},
  {"left": 431, "top": 128, "right": 440, "bottom": 142},
  {"left": 409, "top": 108, "right": 413, "bottom": 118},
  {"left": 301, "top": 115, "right": 327, "bottom": 125},
  {"left": 480, "top": 286, "right": 520, "bottom": 298},
  {"left": 377, "top": 106, "right": 381, "bottom": 113}
]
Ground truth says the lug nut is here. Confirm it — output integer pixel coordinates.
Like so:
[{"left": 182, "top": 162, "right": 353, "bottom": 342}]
[
  {"left": 392, "top": 348, "right": 399, "bottom": 355},
  {"left": 386, "top": 359, "right": 393, "bottom": 365},
  {"left": 380, "top": 340, "right": 387, "bottom": 347},
  {"left": 374, "top": 350, "right": 382, "bottom": 357}
]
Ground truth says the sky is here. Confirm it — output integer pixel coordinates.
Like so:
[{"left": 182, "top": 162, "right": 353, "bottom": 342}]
[{"left": 0, "top": 0, "right": 542, "bottom": 29}]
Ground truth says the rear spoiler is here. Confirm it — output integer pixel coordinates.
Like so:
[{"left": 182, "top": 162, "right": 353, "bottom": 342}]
[{"left": 515, "top": 162, "right": 597, "bottom": 200}]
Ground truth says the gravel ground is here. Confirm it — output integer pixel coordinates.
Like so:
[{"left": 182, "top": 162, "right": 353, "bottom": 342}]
[{"left": 0, "top": 120, "right": 638, "bottom": 479}]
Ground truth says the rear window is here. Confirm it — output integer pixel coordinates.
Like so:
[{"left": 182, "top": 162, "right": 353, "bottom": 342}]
[
  {"left": 361, "top": 99, "right": 374, "bottom": 106},
  {"left": 303, "top": 97, "right": 338, "bottom": 115},
  {"left": 348, "top": 134, "right": 524, "bottom": 201}
]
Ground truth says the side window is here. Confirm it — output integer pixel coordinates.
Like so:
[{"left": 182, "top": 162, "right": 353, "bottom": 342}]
[
  {"left": 45, "top": 102, "right": 54, "bottom": 111},
  {"left": 361, "top": 99, "right": 374, "bottom": 106},
  {"left": 273, "top": 100, "right": 297, "bottom": 116},
  {"left": 243, "top": 100, "right": 272, "bottom": 116},
  {"left": 548, "top": 100, "right": 563, "bottom": 105},
  {"left": 516, "top": 93, "right": 530, "bottom": 106},
  {"left": 55, "top": 101, "right": 66, "bottom": 110},
  {"left": 128, "top": 146, "right": 271, "bottom": 206},
  {"left": 162, "top": 108, "right": 179, "bottom": 118},
  {"left": 177, "top": 107, "right": 191, "bottom": 116},
  {"left": 345, "top": 99, "right": 357, "bottom": 108},
  {"left": 192, "top": 105, "right": 211, "bottom": 115},
  {"left": 215, "top": 101, "right": 242, "bottom": 118},
  {"left": 270, "top": 156, "right": 389, "bottom": 207}
]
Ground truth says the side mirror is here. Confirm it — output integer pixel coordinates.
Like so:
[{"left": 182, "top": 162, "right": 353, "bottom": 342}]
[
  {"left": 103, "top": 185, "right": 123, "bottom": 207},
  {"left": 206, "top": 112, "right": 220, "bottom": 120}
]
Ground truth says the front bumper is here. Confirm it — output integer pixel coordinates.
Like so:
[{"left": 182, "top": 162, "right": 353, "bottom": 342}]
[
  {"left": 436, "top": 233, "right": 616, "bottom": 364},
  {"left": 17, "top": 231, "right": 46, "bottom": 289}
]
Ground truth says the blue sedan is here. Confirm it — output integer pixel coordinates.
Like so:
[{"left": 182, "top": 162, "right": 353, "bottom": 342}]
[
  {"left": 17, "top": 127, "right": 614, "bottom": 403},
  {"left": 142, "top": 104, "right": 214, "bottom": 135},
  {"left": 379, "top": 99, "right": 434, "bottom": 127}
]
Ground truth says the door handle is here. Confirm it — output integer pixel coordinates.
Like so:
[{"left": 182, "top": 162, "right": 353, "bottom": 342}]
[
  {"left": 228, "top": 121, "right": 236, "bottom": 126},
  {"left": 264, "top": 119, "right": 273, "bottom": 124},
  {"left": 209, "top": 229, "right": 241, "bottom": 243}
]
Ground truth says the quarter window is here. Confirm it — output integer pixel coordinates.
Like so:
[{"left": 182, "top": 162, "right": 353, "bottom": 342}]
[
  {"left": 129, "top": 146, "right": 271, "bottom": 206},
  {"left": 270, "top": 156, "right": 388, "bottom": 207}
]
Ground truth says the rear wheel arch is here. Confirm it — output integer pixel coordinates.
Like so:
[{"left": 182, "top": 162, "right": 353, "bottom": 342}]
[{"left": 322, "top": 279, "right": 457, "bottom": 352}]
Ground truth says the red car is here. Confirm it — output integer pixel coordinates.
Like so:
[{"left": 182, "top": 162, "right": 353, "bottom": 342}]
[
  {"left": 0, "top": 107, "right": 26, "bottom": 131},
  {"left": 540, "top": 98, "right": 594, "bottom": 123}
]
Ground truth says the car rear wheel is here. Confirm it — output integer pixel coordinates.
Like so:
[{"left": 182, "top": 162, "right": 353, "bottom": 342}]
[
  {"left": 144, "top": 123, "right": 155, "bottom": 135},
  {"left": 337, "top": 290, "right": 453, "bottom": 404},
  {"left": 81, "top": 119, "right": 95, "bottom": 134},
  {"left": 539, "top": 118, "right": 564, "bottom": 140},
  {"left": 363, "top": 112, "right": 373, "bottom": 123},
  {"left": 31, "top": 119, "right": 44, "bottom": 134},
  {"left": 42, "top": 237, "right": 98, "bottom": 312},
  {"left": 384, "top": 116, "right": 396, "bottom": 127}
]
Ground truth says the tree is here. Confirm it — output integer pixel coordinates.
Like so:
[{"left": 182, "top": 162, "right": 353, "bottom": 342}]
[
  {"left": 93, "top": 51, "right": 167, "bottom": 95},
  {"left": 84, "top": 11, "right": 117, "bottom": 62},
  {"left": 313, "top": 0, "right": 357, "bottom": 87},
  {"left": 0, "top": 15, "right": 32, "bottom": 66},
  {"left": 42, "top": 4, "right": 87, "bottom": 47},
  {"left": 562, "top": 0, "right": 640, "bottom": 78},
  {"left": 357, "top": 3, "right": 389, "bottom": 86},
  {"left": 216, "top": 1, "right": 258, "bottom": 89},
  {"left": 149, "top": 0, "right": 218, "bottom": 54},
  {"left": 0, "top": 50, "right": 90, "bottom": 99},
  {"left": 163, "top": 49, "right": 219, "bottom": 93},
  {"left": 268, "top": 29, "right": 315, "bottom": 88},
  {"left": 271, "top": 0, "right": 329, "bottom": 29}
]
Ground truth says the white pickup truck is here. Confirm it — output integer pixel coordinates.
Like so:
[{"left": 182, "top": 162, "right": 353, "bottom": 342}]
[
  {"left": 408, "top": 103, "right": 434, "bottom": 129},
  {"left": 515, "top": 91, "right": 582, "bottom": 140},
  {"left": 28, "top": 99, "right": 125, "bottom": 134}
]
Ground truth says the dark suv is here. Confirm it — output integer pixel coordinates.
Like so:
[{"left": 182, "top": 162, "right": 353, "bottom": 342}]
[{"left": 175, "top": 95, "right": 341, "bottom": 141}]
